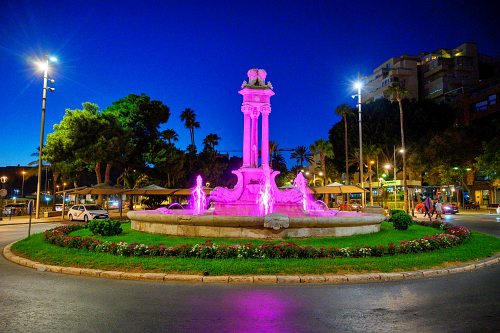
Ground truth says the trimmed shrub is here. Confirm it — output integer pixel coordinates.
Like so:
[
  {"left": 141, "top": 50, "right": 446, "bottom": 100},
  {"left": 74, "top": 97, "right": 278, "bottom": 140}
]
[
  {"left": 88, "top": 219, "right": 123, "bottom": 236},
  {"left": 390, "top": 212, "right": 413, "bottom": 230},
  {"left": 390, "top": 209, "right": 405, "bottom": 216}
]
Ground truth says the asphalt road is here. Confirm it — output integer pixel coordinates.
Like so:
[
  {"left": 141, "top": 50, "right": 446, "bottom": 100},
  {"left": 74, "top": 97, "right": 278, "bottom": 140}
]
[{"left": 1, "top": 215, "right": 499, "bottom": 333}]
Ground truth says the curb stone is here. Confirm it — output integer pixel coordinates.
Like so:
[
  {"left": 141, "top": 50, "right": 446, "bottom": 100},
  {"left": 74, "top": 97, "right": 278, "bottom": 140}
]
[{"left": 3, "top": 242, "right": 500, "bottom": 285}]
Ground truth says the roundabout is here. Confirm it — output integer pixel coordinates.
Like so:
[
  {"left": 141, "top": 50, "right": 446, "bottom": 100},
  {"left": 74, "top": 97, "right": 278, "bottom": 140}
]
[{"left": 1, "top": 214, "right": 499, "bottom": 332}]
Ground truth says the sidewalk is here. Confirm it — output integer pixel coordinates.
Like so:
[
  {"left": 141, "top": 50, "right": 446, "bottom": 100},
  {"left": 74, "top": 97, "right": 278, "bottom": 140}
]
[
  {"left": 0, "top": 215, "right": 64, "bottom": 226},
  {"left": 0, "top": 210, "right": 129, "bottom": 226}
]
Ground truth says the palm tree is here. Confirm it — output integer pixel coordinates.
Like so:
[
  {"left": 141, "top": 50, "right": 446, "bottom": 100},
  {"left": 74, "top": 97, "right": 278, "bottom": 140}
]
[
  {"left": 180, "top": 108, "right": 200, "bottom": 147},
  {"left": 386, "top": 84, "right": 409, "bottom": 212},
  {"left": 335, "top": 104, "right": 354, "bottom": 185},
  {"left": 363, "top": 144, "right": 382, "bottom": 206},
  {"left": 161, "top": 129, "right": 179, "bottom": 145},
  {"left": 202, "top": 133, "right": 221, "bottom": 152},
  {"left": 310, "top": 139, "right": 334, "bottom": 186},
  {"left": 269, "top": 140, "right": 282, "bottom": 168},
  {"left": 291, "top": 145, "right": 314, "bottom": 168}
]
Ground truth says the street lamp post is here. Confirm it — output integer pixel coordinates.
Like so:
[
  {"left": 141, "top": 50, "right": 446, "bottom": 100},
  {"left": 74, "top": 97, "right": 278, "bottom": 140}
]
[
  {"left": 35, "top": 55, "right": 56, "bottom": 219},
  {"left": 393, "top": 147, "right": 397, "bottom": 209},
  {"left": 0, "top": 176, "right": 7, "bottom": 221},
  {"left": 21, "top": 171, "right": 26, "bottom": 197},
  {"left": 354, "top": 79, "right": 364, "bottom": 207},
  {"left": 369, "top": 160, "right": 375, "bottom": 206}
]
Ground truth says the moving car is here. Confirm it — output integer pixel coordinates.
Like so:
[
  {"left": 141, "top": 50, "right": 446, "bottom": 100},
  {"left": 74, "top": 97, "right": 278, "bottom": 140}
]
[
  {"left": 442, "top": 202, "right": 459, "bottom": 214},
  {"left": 67, "top": 204, "right": 109, "bottom": 222}
]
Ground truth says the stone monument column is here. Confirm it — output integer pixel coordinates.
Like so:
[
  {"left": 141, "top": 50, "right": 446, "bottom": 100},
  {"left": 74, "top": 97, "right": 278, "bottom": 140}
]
[
  {"left": 260, "top": 106, "right": 271, "bottom": 168},
  {"left": 241, "top": 105, "right": 252, "bottom": 167},
  {"left": 250, "top": 109, "right": 260, "bottom": 167},
  {"left": 239, "top": 68, "right": 274, "bottom": 168}
]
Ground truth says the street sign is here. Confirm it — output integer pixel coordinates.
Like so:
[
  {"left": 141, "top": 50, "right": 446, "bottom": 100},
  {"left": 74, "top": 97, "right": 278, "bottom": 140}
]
[
  {"left": 27, "top": 200, "right": 33, "bottom": 215},
  {"left": 0, "top": 189, "right": 7, "bottom": 198}
]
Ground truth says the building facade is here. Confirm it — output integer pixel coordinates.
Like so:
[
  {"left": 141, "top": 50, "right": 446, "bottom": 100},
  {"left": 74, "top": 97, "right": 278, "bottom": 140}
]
[
  {"left": 363, "top": 55, "right": 419, "bottom": 103},
  {"left": 362, "top": 42, "right": 480, "bottom": 103},
  {"left": 420, "top": 42, "right": 479, "bottom": 102}
]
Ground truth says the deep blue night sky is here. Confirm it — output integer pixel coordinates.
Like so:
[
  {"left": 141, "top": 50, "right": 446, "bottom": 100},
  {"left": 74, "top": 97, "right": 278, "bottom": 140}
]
[{"left": 1, "top": 0, "right": 498, "bottom": 167}]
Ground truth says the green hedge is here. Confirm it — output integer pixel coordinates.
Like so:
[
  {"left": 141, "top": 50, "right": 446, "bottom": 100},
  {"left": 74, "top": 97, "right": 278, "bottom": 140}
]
[{"left": 88, "top": 219, "right": 123, "bottom": 236}]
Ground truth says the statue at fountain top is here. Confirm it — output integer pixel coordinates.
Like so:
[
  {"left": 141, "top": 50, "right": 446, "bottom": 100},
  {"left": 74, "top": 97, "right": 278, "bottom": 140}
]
[{"left": 242, "top": 68, "right": 273, "bottom": 89}]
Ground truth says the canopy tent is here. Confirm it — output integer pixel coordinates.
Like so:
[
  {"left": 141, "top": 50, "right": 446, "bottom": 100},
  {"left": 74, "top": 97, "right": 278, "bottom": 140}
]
[
  {"left": 124, "top": 185, "right": 212, "bottom": 196},
  {"left": 124, "top": 184, "right": 176, "bottom": 195},
  {"left": 313, "top": 182, "right": 366, "bottom": 194},
  {"left": 71, "top": 184, "right": 125, "bottom": 195}
]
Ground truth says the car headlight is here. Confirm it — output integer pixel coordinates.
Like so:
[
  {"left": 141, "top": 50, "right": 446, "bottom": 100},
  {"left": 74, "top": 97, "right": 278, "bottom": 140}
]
[{"left": 90, "top": 213, "right": 97, "bottom": 216}]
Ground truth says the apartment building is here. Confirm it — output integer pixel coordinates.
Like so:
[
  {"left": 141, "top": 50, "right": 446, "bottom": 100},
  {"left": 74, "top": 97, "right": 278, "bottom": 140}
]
[
  {"left": 362, "top": 42, "right": 480, "bottom": 103},
  {"left": 362, "top": 55, "right": 419, "bottom": 103},
  {"left": 420, "top": 42, "right": 479, "bottom": 102}
]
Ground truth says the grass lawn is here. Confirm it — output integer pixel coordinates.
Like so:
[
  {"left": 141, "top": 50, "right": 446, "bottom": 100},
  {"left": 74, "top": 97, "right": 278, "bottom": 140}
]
[
  {"left": 10, "top": 222, "right": 500, "bottom": 276},
  {"left": 69, "top": 222, "right": 443, "bottom": 248}
]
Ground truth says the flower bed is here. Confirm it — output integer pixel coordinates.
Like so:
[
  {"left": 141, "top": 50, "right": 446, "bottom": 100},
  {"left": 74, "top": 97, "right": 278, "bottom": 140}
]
[{"left": 42, "top": 222, "right": 472, "bottom": 259}]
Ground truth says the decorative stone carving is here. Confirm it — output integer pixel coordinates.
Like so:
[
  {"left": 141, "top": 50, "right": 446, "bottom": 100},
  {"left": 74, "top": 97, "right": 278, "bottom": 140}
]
[
  {"left": 242, "top": 68, "right": 273, "bottom": 89},
  {"left": 264, "top": 213, "right": 290, "bottom": 230},
  {"left": 210, "top": 170, "right": 244, "bottom": 202}
]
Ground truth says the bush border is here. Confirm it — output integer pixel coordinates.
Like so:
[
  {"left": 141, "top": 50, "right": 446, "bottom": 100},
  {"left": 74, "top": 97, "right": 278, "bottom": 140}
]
[{"left": 42, "top": 221, "right": 471, "bottom": 259}]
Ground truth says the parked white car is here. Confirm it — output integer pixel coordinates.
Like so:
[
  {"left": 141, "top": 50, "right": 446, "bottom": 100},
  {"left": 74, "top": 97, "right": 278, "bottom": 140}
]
[{"left": 67, "top": 204, "right": 109, "bottom": 222}]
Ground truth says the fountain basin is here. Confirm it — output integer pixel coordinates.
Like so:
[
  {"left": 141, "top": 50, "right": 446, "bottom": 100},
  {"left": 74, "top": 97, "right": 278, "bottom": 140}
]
[{"left": 127, "top": 210, "right": 385, "bottom": 239}]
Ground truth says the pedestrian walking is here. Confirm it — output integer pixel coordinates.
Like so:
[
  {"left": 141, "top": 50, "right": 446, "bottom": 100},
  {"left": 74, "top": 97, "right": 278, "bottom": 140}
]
[
  {"left": 434, "top": 200, "right": 443, "bottom": 220},
  {"left": 424, "top": 196, "right": 433, "bottom": 221}
]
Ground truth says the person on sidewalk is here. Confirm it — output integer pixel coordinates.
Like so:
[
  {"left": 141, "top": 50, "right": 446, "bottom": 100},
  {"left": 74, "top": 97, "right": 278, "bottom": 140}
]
[
  {"left": 424, "top": 196, "right": 433, "bottom": 221},
  {"left": 434, "top": 200, "right": 443, "bottom": 220}
]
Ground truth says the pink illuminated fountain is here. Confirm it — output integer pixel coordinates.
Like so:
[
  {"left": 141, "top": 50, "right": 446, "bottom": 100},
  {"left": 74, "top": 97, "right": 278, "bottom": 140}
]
[
  {"left": 210, "top": 68, "right": 306, "bottom": 216},
  {"left": 191, "top": 175, "right": 206, "bottom": 215},
  {"left": 127, "top": 69, "right": 385, "bottom": 239}
]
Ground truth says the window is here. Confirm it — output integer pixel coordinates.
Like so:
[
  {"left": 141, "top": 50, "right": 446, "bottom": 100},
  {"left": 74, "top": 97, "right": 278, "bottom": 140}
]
[
  {"left": 474, "top": 100, "right": 488, "bottom": 112},
  {"left": 488, "top": 94, "right": 496, "bottom": 105},
  {"left": 474, "top": 95, "right": 497, "bottom": 112}
]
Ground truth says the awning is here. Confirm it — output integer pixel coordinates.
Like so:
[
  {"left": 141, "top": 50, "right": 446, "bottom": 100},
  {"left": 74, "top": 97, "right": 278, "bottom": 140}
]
[
  {"left": 313, "top": 182, "right": 367, "bottom": 194},
  {"left": 73, "top": 184, "right": 125, "bottom": 195}
]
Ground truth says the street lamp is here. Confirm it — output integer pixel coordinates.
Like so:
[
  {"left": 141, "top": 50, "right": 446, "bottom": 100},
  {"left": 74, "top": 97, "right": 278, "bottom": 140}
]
[
  {"left": 35, "top": 54, "right": 57, "bottom": 219},
  {"left": 21, "top": 170, "right": 26, "bottom": 197},
  {"left": 0, "top": 176, "right": 7, "bottom": 221},
  {"left": 368, "top": 160, "right": 375, "bottom": 206},
  {"left": 353, "top": 79, "right": 364, "bottom": 207}
]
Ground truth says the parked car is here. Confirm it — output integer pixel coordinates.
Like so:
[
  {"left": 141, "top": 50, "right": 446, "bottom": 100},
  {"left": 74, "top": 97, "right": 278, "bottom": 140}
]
[
  {"left": 415, "top": 202, "right": 458, "bottom": 214},
  {"left": 2, "top": 203, "right": 28, "bottom": 216},
  {"left": 67, "top": 204, "right": 109, "bottom": 222}
]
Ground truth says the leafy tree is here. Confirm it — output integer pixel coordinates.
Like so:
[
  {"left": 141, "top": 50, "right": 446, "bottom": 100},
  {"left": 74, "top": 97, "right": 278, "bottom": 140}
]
[
  {"left": 104, "top": 94, "right": 170, "bottom": 180},
  {"left": 180, "top": 108, "right": 200, "bottom": 147},
  {"left": 475, "top": 137, "right": 500, "bottom": 181},
  {"left": 45, "top": 102, "right": 126, "bottom": 188}
]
